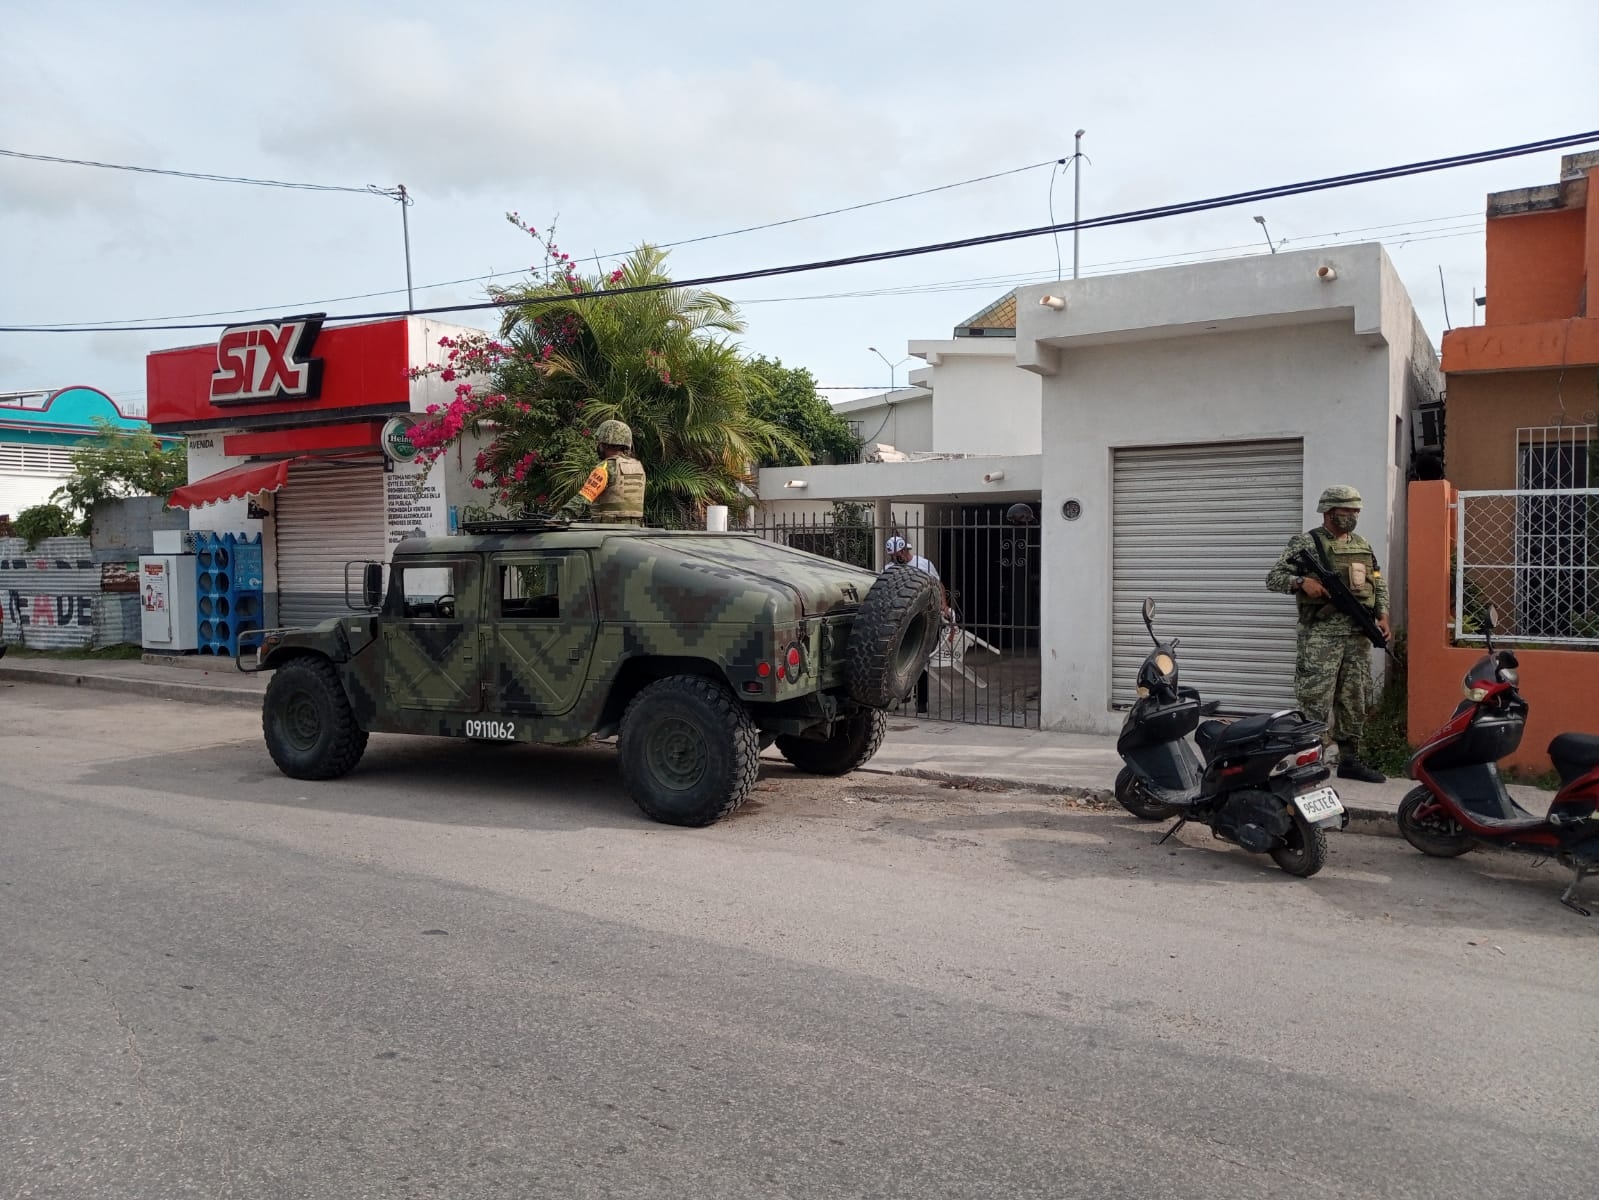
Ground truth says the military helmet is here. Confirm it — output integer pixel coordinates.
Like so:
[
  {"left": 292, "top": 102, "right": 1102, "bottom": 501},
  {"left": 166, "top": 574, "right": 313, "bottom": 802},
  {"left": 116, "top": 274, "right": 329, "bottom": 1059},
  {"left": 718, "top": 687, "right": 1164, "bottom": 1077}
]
[
  {"left": 1316, "top": 484, "right": 1363, "bottom": 513},
  {"left": 594, "top": 418, "right": 633, "bottom": 450}
]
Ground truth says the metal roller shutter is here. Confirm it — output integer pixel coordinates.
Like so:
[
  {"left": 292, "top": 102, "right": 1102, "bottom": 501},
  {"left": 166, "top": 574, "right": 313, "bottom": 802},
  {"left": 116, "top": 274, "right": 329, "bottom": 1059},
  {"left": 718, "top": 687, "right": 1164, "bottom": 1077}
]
[
  {"left": 275, "top": 462, "right": 386, "bottom": 627},
  {"left": 1112, "top": 440, "right": 1303, "bottom": 713}
]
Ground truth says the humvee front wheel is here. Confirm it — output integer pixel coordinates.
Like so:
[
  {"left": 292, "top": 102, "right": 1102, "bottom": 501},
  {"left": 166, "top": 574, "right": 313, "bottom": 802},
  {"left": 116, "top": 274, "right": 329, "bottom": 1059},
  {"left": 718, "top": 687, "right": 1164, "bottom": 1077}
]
[
  {"left": 619, "top": 675, "right": 759, "bottom": 826},
  {"left": 776, "top": 709, "right": 887, "bottom": 776},
  {"left": 262, "top": 656, "right": 369, "bottom": 780}
]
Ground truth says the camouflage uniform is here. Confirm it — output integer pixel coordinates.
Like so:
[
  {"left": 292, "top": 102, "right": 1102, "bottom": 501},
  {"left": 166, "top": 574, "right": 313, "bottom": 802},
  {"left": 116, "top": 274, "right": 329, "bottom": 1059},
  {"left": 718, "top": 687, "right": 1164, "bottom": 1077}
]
[
  {"left": 562, "top": 418, "right": 646, "bottom": 524},
  {"left": 1266, "top": 499, "right": 1388, "bottom": 757}
]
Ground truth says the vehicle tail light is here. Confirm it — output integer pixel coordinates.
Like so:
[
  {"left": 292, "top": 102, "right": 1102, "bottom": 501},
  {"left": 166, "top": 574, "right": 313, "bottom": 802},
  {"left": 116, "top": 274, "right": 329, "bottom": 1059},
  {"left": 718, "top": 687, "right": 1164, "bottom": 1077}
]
[
  {"left": 1271, "top": 747, "right": 1322, "bottom": 775},
  {"left": 757, "top": 662, "right": 771, "bottom": 677}
]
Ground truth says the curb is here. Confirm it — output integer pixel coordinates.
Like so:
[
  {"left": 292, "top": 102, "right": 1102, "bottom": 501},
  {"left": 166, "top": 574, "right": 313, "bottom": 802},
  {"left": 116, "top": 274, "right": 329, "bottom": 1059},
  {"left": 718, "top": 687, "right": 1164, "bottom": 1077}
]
[
  {"left": 0, "top": 665, "right": 265, "bottom": 711},
  {"left": 883, "top": 765, "right": 1401, "bottom": 837}
]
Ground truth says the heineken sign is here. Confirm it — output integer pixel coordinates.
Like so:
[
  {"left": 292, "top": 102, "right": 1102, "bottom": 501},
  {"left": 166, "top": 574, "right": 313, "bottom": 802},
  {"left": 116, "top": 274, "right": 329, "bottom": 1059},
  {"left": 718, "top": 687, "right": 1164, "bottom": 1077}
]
[{"left": 381, "top": 415, "right": 420, "bottom": 464}]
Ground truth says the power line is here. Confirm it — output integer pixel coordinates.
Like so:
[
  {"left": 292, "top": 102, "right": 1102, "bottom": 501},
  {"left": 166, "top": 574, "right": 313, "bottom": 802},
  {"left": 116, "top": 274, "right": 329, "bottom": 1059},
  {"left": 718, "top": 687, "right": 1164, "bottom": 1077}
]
[
  {"left": 28, "top": 212, "right": 1484, "bottom": 333},
  {"left": 3, "top": 129, "right": 1593, "bottom": 336},
  {"left": 13, "top": 155, "right": 1070, "bottom": 330},
  {"left": 0, "top": 147, "right": 382, "bottom": 195}
]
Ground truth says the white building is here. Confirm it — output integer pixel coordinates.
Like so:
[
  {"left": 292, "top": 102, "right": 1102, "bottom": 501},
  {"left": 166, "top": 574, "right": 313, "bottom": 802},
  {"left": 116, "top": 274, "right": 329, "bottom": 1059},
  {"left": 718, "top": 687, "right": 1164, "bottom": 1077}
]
[{"left": 756, "top": 243, "right": 1439, "bottom": 733}]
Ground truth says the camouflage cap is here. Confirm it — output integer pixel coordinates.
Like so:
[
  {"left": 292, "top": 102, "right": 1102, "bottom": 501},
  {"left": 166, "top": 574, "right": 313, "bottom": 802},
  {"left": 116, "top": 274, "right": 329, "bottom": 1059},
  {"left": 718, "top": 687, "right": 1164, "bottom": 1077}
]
[
  {"left": 1317, "top": 484, "right": 1363, "bottom": 512},
  {"left": 594, "top": 418, "right": 633, "bottom": 450}
]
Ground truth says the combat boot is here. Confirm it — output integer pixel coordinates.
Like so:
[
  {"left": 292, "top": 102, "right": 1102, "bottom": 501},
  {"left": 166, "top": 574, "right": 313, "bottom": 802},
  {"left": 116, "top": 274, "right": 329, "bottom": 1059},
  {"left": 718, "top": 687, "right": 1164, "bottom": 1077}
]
[{"left": 1336, "top": 753, "right": 1386, "bottom": 783}]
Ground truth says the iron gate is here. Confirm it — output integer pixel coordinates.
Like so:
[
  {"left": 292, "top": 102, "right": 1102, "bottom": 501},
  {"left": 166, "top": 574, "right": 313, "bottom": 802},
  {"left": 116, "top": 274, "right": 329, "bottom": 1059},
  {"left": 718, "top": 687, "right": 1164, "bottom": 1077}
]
[{"left": 744, "top": 503, "right": 1041, "bottom": 727}]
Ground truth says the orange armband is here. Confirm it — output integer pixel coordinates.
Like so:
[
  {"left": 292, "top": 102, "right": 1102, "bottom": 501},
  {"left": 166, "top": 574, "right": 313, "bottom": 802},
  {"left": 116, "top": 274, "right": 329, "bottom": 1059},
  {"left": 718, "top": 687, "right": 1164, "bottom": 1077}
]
[{"left": 577, "top": 464, "right": 609, "bottom": 502}]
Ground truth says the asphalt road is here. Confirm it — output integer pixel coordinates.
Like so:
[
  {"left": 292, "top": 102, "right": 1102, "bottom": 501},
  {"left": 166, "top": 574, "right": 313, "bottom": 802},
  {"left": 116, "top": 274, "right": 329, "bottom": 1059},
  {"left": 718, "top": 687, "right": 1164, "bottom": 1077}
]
[{"left": 2, "top": 682, "right": 1596, "bottom": 1200}]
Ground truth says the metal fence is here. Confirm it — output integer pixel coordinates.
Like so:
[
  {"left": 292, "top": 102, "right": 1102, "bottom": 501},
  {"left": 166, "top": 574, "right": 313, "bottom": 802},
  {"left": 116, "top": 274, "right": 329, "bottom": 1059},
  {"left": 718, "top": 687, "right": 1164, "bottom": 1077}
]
[
  {"left": 744, "top": 504, "right": 1042, "bottom": 727},
  {"left": 1455, "top": 488, "right": 1599, "bottom": 645}
]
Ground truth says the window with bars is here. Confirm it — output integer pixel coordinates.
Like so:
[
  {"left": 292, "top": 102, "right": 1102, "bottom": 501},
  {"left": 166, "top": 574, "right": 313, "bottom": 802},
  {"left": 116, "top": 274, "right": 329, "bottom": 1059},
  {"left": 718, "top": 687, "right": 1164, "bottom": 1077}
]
[{"left": 1513, "top": 425, "right": 1597, "bottom": 640}]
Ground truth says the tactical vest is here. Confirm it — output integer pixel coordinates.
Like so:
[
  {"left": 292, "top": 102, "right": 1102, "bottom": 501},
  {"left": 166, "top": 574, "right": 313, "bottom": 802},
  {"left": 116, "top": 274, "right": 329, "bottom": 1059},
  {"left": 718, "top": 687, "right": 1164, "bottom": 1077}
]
[
  {"left": 590, "top": 454, "right": 646, "bottom": 523},
  {"left": 1297, "top": 529, "right": 1379, "bottom": 621}
]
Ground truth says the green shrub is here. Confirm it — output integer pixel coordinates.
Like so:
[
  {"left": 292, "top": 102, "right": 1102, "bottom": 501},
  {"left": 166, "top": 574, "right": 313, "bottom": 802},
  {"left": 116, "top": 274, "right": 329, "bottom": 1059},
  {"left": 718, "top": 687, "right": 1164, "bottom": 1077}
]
[
  {"left": 1362, "top": 630, "right": 1413, "bottom": 777},
  {"left": 13, "top": 503, "right": 74, "bottom": 548}
]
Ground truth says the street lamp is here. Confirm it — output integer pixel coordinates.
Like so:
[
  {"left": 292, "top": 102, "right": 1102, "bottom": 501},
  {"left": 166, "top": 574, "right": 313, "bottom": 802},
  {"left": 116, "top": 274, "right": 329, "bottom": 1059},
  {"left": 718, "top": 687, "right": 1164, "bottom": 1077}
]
[
  {"left": 867, "top": 346, "right": 911, "bottom": 392},
  {"left": 1253, "top": 214, "right": 1278, "bottom": 255}
]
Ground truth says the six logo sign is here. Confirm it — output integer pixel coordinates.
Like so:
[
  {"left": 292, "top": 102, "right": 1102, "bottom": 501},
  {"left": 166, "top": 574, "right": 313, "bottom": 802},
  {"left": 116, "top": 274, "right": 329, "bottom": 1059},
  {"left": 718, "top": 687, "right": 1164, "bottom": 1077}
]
[{"left": 210, "top": 314, "right": 326, "bottom": 404}]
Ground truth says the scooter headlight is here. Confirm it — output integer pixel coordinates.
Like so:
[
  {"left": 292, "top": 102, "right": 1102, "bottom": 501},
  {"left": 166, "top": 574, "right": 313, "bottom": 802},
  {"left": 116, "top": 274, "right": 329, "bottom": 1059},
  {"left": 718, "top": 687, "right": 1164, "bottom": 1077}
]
[{"left": 1136, "top": 649, "right": 1178, "bottom": 698}]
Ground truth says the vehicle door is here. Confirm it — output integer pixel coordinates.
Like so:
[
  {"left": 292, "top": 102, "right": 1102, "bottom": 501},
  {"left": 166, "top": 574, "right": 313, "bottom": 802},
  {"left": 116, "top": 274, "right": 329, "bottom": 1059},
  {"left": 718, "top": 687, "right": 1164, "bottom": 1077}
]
[
  {"left": 381, "top": 556, "right": 483, "bottom": 712},
  {"left": 484, "top": 551, "right": 597, "bottom": 717}
]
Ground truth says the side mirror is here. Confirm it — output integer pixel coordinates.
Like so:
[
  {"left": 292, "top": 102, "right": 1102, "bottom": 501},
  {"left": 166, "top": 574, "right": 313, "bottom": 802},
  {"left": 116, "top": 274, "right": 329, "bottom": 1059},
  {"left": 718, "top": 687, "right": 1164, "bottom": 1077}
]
[
  {"left": 363, "top": 562, "right": 384, "bottom": 610},
  {"left": 1141, "top": 597, "right": 1157, "bottom": 645},
  {"left": 1484, "top": 604, "right": 1498, "bottom": 632}
]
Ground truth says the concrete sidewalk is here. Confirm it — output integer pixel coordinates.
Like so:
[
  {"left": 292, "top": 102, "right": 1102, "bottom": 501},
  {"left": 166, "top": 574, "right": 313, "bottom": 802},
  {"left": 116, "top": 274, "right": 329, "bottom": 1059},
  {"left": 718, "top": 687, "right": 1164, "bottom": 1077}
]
[{"left": 5, "top": 651, "right": 1548, "bottom": 833}]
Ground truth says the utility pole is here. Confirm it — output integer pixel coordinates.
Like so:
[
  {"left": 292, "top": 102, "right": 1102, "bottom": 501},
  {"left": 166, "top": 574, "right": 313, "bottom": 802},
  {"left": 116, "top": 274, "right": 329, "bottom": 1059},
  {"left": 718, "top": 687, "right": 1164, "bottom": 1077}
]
[
  {"left": 371, "top": 184, "right": 416, "bottom": 310},
  {"left": 397, "top": 184, "right": 414, "bottom": 311},
  {"left": 1073, "top": 129, "right": 1085, "bottom": 280}
]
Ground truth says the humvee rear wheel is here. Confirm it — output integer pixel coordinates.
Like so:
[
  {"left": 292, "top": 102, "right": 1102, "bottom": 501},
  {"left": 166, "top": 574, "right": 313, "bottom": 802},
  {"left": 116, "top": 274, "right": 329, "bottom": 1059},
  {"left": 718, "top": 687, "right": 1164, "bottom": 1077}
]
[
  {"left": 619, "top": 675, "right": 759, "bottom": 827},
  {"left": 776, "top": 709, "right": 887, "bottom": 776},
  {"left": 262, "top": 656, "right": 369, "bottom": 780},
  {"left": 846, "top": 568, "right": 940, "bottom": 709}
]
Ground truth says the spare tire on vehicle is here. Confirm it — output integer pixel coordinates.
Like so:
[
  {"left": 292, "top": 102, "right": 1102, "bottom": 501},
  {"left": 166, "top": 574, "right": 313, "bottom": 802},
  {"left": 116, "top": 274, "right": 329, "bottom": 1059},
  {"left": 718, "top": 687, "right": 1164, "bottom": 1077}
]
[{"left": 845, "top": 567, "right": 941, "bottom": 709}]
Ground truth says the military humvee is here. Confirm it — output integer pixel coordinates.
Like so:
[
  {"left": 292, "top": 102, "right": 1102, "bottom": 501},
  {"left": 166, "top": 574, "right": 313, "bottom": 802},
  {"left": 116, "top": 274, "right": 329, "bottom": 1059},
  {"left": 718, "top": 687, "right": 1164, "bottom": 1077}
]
[{"left": 247, "top": 518, "right": 941, "bottom": 826}]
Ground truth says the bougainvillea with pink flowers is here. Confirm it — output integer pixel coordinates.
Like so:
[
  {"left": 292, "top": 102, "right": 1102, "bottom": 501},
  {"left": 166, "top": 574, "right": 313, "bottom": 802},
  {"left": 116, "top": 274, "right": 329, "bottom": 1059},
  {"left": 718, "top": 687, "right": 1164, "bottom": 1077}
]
[{"left": 405, "top": 217, "right": 805, "bottom": 527}]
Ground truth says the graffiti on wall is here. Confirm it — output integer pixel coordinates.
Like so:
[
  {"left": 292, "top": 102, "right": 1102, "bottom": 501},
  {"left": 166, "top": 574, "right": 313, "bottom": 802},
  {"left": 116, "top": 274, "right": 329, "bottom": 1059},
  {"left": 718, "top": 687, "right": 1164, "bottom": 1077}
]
[{"left": 0, "top": 539, "right": 100, "bottom": 649}]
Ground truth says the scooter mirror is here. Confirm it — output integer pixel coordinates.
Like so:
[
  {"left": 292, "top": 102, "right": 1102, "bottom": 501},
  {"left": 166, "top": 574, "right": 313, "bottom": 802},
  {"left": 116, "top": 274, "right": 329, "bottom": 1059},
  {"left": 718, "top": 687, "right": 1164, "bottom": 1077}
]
[
  {"left": 1483, "top": 604, "right": 1498, "bottom": 652},
  {"left": 1141, "top": 597, "right": 1157, "bottom": 643}
]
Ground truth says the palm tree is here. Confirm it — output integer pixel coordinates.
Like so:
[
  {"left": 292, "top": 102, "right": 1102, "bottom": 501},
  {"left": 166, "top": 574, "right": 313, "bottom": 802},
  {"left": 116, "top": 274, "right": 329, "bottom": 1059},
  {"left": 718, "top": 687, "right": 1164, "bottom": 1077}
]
[{"left": 492, "top": 247, "right": 805, "bottom": 526}]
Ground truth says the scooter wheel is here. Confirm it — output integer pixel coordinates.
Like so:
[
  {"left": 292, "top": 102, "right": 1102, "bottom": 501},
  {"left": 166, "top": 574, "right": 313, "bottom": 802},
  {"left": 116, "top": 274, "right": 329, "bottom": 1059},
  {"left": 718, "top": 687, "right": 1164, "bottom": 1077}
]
[
  {"left": 1270, "top": 811, "right": 1328, "bottom": 878},
  {"left": 1397, "top": 787, "right": 1475, "bottom": 857},
  {"left": 1114, "top": 767, "right": 1178, "bottom": 821}
]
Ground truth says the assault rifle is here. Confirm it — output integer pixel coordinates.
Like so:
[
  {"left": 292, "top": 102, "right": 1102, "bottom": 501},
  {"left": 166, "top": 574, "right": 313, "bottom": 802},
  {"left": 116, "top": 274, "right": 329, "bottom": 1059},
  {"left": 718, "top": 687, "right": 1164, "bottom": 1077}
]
[{"left": 1289, "top": 545, "right": 1390, "bottom": 653}]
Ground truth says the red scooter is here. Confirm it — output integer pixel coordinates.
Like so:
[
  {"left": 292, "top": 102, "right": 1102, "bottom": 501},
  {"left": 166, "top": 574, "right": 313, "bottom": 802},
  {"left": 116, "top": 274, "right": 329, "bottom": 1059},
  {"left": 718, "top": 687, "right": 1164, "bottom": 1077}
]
[{"left": 1400, "top": 608, "right": 1599, "bottom": 914}]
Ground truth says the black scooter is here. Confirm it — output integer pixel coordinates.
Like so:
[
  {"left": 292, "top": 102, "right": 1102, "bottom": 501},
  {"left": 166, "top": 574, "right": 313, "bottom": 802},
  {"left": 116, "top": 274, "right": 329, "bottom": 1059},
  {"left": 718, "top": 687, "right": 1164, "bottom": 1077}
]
[{"left": 1114, "top": 598, "right": 1344, "bottom": 877}]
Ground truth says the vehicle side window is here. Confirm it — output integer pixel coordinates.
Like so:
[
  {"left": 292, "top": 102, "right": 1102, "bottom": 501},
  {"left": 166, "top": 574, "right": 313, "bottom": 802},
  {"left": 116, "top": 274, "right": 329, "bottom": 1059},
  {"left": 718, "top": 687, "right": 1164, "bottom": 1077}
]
[
  {"left": 498, "top": 560, "right": 560, "bottom": 620},
  {"left": 395, "top": 564, "right": 459, "bottom": 619}
]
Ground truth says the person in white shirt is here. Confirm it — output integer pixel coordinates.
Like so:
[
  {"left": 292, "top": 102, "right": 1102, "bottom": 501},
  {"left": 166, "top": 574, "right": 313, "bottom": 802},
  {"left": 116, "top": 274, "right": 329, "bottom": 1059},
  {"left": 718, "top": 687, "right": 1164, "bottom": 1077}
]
[{"left": 884, "top": 534, "right": 950, "bottom": 716}]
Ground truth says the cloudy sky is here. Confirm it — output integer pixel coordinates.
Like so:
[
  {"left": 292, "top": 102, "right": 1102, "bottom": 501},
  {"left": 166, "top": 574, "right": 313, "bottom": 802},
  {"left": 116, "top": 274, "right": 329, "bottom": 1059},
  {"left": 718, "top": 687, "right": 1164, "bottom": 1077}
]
[{"left": 3, "top": 0, "right": 1596, "bottom": 415}]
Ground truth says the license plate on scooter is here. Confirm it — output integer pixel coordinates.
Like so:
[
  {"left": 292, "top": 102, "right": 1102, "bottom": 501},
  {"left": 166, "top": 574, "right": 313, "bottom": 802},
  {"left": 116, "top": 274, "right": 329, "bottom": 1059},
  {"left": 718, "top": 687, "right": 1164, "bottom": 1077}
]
[{"left": 1294, "top": 786, "right": 1345, "bottom": 824}]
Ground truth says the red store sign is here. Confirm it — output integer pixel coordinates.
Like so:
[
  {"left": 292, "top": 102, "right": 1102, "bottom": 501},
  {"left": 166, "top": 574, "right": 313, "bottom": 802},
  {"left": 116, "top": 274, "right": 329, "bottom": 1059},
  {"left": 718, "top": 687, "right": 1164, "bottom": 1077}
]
[{"left": 148, "top": 316, "right": 410, "bottom": 432}]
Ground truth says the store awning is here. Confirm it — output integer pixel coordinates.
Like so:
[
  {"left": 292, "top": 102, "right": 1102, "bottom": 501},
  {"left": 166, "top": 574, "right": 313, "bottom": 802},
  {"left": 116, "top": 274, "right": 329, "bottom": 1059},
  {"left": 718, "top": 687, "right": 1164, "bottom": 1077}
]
[{"left": 167, "top": 458, "right": 297, "bottom": 510}]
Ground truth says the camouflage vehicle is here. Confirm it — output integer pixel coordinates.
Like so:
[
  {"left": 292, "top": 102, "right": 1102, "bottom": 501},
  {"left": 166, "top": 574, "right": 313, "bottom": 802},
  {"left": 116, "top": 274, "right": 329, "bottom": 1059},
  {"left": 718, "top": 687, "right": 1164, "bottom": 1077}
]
[{"left": 247, "top": 517, "right": 941, "bottom": 826}]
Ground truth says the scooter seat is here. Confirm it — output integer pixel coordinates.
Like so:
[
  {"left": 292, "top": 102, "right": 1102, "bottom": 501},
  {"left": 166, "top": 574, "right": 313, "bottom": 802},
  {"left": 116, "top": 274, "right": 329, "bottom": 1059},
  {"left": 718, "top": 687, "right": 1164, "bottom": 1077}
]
[
  {"left": 1549, "top": 733, "right": 1599, "bottom": 786},
  {"left": 1197, "top": 709, "right": 1317, "bottom": 757}
]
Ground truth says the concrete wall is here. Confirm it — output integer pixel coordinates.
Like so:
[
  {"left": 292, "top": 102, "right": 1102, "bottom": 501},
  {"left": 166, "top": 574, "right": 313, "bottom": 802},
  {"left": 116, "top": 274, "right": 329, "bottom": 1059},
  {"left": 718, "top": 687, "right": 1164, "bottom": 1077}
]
[
  {"left": 905, "top": 339, "right": 1041, "bottom": 455},
  {"left": 1445, "top": 368, "right": 1599, "bottom": 491},
  {"left": 0, "top": 473, "right": 68, "bottom": 519},
  {"left": 1017, "top": 243, "right": 1423, "bottom": 734},
  {"left": 91, "top": 496, "right": 188, "bottom": 556},
  {"left": 835, "top": 391, "right": 935, "bottom": 453}
]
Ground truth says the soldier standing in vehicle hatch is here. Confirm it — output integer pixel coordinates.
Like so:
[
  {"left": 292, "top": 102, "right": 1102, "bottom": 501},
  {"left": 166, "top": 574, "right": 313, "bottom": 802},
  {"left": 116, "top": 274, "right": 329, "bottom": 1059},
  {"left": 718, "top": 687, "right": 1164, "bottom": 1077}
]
[
  {"left": 561, "top": 418, "right": 646, "bottom": 525},
  {"left": 1266, "top": 484, "right": 1391, "bottom": 783}
]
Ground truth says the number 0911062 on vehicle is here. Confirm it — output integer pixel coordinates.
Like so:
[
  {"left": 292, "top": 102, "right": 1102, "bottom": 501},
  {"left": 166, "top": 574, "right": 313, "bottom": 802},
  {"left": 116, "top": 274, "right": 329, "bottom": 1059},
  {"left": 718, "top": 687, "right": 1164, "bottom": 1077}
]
[{"left": 241, "top": 518, "right": 942, "bottom": 828}]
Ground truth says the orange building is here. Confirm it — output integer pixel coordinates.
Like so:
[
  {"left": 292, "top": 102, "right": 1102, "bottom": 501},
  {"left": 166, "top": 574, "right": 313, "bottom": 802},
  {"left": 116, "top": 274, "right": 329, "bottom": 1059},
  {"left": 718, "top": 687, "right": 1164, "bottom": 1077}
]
[{"left": 1409, "top": 150, "right": 1599, "bottom": 771}]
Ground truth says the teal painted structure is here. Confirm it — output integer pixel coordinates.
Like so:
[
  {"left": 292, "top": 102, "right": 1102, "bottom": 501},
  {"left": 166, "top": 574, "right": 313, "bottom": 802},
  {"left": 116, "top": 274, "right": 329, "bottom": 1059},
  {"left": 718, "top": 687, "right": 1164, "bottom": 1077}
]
[{"left": 0, "top": 386, "right": 177, "bottom": 447}]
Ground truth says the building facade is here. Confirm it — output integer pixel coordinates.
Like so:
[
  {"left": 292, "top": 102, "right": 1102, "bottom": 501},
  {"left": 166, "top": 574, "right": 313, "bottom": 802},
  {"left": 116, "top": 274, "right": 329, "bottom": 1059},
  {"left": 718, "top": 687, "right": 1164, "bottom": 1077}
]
[
  {"left": 147, "top": 315, "right": 487, "bottom": 632},
  {"left": 0, "top": 386, "right": 161, "bottom": 519},
  {"left": 758, "top": 243, "right": 1439, "bottom": 734}
]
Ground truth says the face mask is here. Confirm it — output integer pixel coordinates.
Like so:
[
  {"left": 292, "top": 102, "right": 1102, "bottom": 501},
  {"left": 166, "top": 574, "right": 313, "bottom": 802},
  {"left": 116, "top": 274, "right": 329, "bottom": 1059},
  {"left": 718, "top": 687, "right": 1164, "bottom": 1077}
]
[{"left": 1329, "top": 512, "right": 1358, "bottom": 534}]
